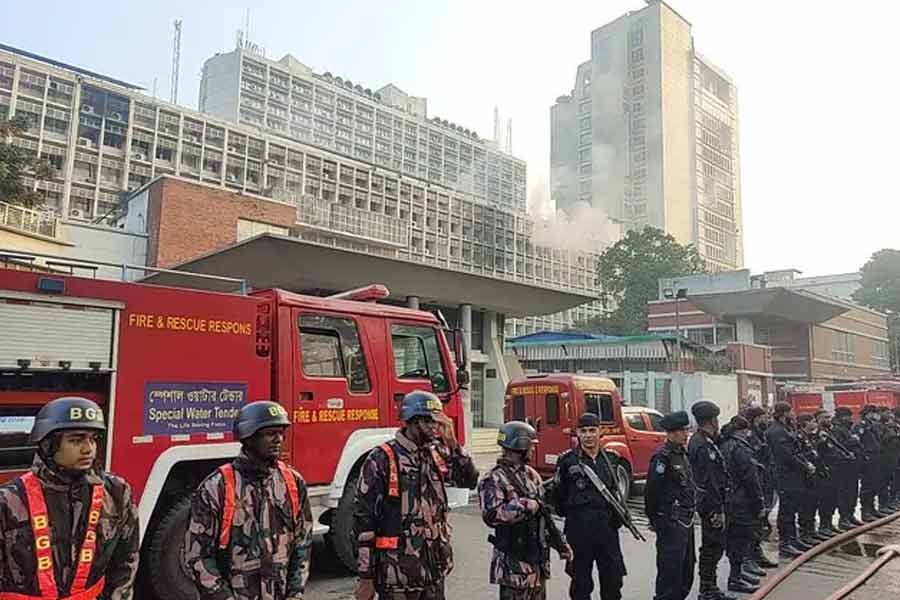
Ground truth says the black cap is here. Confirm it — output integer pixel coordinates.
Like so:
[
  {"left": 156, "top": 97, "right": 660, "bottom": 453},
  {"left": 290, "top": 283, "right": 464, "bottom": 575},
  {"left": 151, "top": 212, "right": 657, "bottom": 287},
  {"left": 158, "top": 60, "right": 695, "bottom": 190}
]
[
  {"left": 743, "top": 406, "right": 765, "bottom": 420},
  {"left": 691, "top": 401, "right": 720, "bottom": 422},
  {"left": 497, "top": 421, "right": 537, "bottom": 451},
  {"left": 815, "top": 409, "right": 830, "bottom": 419},
  {"left": 834, "top": 406, "right": 853, "bottom": 418},
  {"left": 729, "top": 415, "right": 750, "bottom": 431},
  {"left": 233, "top": 401, "right": 290, "bottom": 441},
  {"left": 773, "top": 401, "right": 793, "bottom": 417},
  {"left": 660, "top": 411, "right": 690, "bottom": 432},
  {"left": 860, "top": 404, "right": 877, "bottom": 416},
  {"left": 577, "top": 413, "right": 600, "bottom": 428},
  {"left": 30, "top": 397, "right": 106, "bottom": 443}
]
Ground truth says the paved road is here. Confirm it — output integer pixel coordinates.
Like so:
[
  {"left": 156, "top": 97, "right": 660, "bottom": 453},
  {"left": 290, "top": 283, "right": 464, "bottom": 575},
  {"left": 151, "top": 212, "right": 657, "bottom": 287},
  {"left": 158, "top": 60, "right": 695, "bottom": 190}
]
[{"left": 306, "top": 495, "right": 760, "bottom": 599}]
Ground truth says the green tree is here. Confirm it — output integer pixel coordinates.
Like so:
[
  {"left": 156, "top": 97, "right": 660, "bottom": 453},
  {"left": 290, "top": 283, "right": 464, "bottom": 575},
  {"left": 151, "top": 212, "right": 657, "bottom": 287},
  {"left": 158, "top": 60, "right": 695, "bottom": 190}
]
[
  {"left": 585, "top": 227, "right": 707, "bottom": 335},
  {"left": 852, "top": 249, "right": 900, "bottom": 314},
  {"left": 0, "top": 116, "right": 54, "bottom": 209}
]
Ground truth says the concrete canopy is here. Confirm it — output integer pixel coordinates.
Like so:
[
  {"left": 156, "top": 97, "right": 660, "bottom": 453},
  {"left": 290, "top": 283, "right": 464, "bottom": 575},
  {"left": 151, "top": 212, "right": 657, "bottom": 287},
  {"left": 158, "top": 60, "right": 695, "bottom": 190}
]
[
  {"left": 141, "top": 234, "right": 596, "bottom": 318},
  {"left": 688, "top": 287, "right": 853, "bottom": 324}
]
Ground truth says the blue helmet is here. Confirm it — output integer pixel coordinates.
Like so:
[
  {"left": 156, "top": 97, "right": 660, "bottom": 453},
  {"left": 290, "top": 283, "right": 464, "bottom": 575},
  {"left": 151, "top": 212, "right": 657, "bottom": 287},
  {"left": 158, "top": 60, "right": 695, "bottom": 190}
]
[{"left": 399, "top": 390, "right": 443, "bottom": 422}]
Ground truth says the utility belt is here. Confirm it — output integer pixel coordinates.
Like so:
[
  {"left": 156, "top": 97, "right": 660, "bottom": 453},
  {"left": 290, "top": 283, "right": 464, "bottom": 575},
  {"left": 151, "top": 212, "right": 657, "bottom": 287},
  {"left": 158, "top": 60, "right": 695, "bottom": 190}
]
[
  {"left": 488, "top": 518, "right": 547, "bottom": 564},
  {"left": 657, "top": 499, "right": 695, "bottom": 528}
]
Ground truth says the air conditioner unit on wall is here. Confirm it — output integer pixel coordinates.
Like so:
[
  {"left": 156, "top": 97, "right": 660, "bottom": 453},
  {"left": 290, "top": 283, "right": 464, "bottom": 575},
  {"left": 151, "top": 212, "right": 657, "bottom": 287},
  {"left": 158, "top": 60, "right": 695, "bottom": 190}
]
[
  {"left": 81, "top": 104, "right": 94, "bottom": 114},
  {"left": 69, "top": 208, "right": 83, "bottom": 218},
  {"left": 132, "top": 152, "right": 147, "bottom": 161},
  {"left": 77, "top": 138, "right": 93, "bottom": 148},
  {"left": 109, "top": 112, "right": 123, "bottom": 121}
]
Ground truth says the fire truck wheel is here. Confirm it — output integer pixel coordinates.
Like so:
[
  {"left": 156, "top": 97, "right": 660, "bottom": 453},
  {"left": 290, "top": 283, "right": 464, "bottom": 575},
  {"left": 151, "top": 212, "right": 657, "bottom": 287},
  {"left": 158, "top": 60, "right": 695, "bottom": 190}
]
[
  {"left": 616, "top": 461, "right": 632, "bottom": 499},
  {"left": 329, "top": 470, "right": 360, "bottom": 572},
  {"left": 146, "top": 495, "right": 197, "bottom": 600}
]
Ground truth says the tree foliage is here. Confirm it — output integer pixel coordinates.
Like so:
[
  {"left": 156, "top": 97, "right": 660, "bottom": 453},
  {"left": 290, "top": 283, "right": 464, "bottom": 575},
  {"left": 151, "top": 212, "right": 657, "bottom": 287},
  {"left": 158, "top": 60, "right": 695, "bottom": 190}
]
[
  {"left": 852, "top": 249, "right": 900, "bottom": 314},
  {"left": 585, "top": 227, "right": 707, "bottom": 335},
  {"left": 0, "top": 116, "right": 54, "bottom": 209}
]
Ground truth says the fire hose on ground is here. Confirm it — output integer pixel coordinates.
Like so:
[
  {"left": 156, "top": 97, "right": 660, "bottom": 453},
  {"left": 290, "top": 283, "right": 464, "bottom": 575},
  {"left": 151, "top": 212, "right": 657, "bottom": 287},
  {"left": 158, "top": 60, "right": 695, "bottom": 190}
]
[{"left": 747, "top": 511, "right": 900, "bottom": 600}]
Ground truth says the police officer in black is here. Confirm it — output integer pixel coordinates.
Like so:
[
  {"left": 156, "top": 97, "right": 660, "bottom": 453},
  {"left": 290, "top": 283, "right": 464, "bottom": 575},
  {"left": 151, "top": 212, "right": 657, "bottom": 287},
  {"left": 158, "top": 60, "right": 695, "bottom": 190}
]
[
  {"left": 645, "top": 411, "right": 697, "bottom": 600},
  {"left": 766, "top": 401, "right": 815, "bottom": 558},
  {"left": 814, "top": 409, "right": 847, "bottom": 536},
  {"left": 741, "top": 406, "right": 777, "bottom": 569},
  {"left": 719, "top": 416, "right": 766, "bottom": 594},
  {"left": 855, "top": 405, "right": 883, "bottom": 521},
  {"left": 832, "top": 406, "right": 863, "bottom": 530},
  {"left": 688, "top": 401, "right": 741, "bottom": 600},
  {"left": 552, "top": 413, "right": 626, "bottom": 600},
  {"left": 877, "top": 407, "right": 900, "bottom": 512}
]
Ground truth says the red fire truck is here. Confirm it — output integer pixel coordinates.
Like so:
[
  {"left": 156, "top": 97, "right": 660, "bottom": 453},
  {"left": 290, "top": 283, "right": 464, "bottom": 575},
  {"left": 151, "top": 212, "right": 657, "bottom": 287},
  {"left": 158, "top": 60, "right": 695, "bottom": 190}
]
[
  {"left": 0, "top": 263, "right": 469, "bottom": 599},
  {"left": 504, "top": 374, "right": 666, "bottom": 499},
  {"left": 784, "top": 382, "right": 900, "bottom": 418}
]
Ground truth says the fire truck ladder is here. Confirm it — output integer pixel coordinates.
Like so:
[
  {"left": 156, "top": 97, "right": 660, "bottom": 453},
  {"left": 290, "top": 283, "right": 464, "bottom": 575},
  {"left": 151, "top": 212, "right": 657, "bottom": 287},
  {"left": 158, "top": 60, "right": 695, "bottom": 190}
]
[{"left": 0, "top": 249, "right": 248, "bottom": 294}]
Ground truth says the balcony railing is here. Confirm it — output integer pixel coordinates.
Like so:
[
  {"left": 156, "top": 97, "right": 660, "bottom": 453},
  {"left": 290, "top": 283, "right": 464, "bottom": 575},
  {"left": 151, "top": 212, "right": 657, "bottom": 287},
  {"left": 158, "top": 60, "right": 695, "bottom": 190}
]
[{"left": 0, "top": 200, "right": 59, "bottom": 238}]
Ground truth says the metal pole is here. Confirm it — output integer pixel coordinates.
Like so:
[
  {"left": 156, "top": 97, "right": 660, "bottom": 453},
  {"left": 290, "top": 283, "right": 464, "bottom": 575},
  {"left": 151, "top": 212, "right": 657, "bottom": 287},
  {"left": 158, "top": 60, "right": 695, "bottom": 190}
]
[{"left": 675, "top": 297, "right": 681, "bottom": 372}]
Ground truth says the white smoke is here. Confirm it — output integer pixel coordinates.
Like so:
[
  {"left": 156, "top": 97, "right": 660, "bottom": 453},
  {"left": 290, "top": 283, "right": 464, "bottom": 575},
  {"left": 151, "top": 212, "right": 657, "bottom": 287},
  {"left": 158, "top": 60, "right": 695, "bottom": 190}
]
[{"left": 527, "top": 175, "right": 621, "bottom": 253}]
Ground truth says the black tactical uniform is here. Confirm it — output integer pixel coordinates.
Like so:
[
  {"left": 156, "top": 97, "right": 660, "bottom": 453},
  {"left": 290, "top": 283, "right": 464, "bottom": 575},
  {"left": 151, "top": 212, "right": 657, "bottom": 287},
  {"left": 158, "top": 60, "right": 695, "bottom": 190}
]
[
  {"left": 552, "top": 413, "right": 625, "bottom": 600},
  {"left": 766, "top": 403, "right": 813, "bottom": 557},
  {"left": 854, "top": 406, "right": 883, "bottom": 520},
  {"left": 741, "top": 406, "right": 777, "bottom": 569},
  {"left": 645, "top": 411, "right": 696, "bottom": 600},
  {"left": 878, "top": 410, "right": 900, "bottom": 511},
  {"left": 795, "top": 415, "right": 826, "bottom": 545},
  {"left": 832, "top": 407, "right": 863, "bottom": 529},
  {"left": 719, "top": 416, "right": 765, "bottom": 592},
  {"left": 688, "top": 401, "right": 736, "bottom": 599},
  {"left": 893, "top": 408, "right": 900, "bottom": 509},
  {"left": 814, "top": 411, "right": 850, "bottom": 535}
]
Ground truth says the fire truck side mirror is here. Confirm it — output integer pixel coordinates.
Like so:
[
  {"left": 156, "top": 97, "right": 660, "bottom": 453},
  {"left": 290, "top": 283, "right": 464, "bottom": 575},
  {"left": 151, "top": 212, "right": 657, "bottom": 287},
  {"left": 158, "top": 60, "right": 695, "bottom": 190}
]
[{"left": 456, "top": 367, "right": 470, "bottom": 387}]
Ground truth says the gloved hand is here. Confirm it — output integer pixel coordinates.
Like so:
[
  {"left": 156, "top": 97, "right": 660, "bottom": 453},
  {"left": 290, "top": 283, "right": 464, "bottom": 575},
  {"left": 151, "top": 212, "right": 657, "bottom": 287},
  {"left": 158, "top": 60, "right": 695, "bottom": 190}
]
[
  {"left": 710, "top": 512, "right": 725, "bottom": 529},
  {"left": 521, "top": 498, "right": 541, "bottom": 514}
]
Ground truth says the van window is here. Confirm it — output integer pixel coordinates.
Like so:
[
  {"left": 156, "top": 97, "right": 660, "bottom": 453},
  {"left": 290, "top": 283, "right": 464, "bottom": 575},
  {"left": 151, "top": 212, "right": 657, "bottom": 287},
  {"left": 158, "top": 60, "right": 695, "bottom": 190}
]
[
  {"left": 512, "top": 395, "right": 526, "bottom": 421},
  {"left": 0, "top": 408, "right": 39, "bottom": 470},
  {"left": 391, "top": 324, "right": 450, "bottom": 393},
  {"left": 298, "top": 314, "right": 371, "bottom": 393},
  {"left": 545, "top": 394, "right": 560, "bottom": 425},
  {"left": 626, "top": 413, "right": 647, "bottom": 431},
  {"left": 584, "top": 392, "right": 615, "bottom": 422}
]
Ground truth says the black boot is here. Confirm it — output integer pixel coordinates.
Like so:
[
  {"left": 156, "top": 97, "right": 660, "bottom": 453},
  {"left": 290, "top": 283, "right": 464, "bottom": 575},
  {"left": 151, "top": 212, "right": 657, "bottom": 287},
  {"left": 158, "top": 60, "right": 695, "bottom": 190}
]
[
  {"left": 779, "top": 543, "right": 804, "bottom": 559},
  {"left": 743, "top": 560, "right": 766, "bottom": 577},
  {"left": 754, "top": 551, "right": 779, "bottom": 569},
  {"left": 837, "top": 518, "right": 855, "bottom": 532},
  {"left": 728, "top": 577, "right": 760, "bottom": 594},
  {"left": 818, "top": 526, "right": 837, "bottom": 538},
  {"left": 740, "top": 572, "right": 761, "bottom": 586},
  {"left": 862, "top": 510, "right": 879, "bottom": 522},
  {"left": 849, "top": 515, "right": 865, "bottom": 526}
]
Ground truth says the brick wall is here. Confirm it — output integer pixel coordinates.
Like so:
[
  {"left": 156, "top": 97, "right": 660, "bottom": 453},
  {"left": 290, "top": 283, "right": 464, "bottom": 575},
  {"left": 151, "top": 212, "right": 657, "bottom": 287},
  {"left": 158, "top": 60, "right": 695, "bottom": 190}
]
[{"left": 146, "top": 177, "right": 296, "bottom": 268}]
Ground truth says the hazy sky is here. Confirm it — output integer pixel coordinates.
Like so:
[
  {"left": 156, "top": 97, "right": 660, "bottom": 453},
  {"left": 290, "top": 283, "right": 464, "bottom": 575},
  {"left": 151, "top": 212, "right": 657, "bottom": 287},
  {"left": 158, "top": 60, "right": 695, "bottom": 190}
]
[{"left": 3, "top": 1, "right": 898, "bottom": 276}]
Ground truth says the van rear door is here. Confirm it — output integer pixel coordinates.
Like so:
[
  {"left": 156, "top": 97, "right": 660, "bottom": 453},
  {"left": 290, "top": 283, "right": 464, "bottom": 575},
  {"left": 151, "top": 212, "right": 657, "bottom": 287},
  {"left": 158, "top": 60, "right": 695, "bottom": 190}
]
[{"left": 508, "top": 381, "right": 570, "bottom": 475}]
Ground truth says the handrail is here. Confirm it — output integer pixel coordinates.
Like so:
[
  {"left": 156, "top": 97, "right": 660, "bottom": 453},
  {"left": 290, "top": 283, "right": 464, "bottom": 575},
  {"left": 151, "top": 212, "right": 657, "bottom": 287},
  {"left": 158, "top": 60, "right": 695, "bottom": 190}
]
[{"left": 0, "top": 248, "right": 248, "bottom": 295}]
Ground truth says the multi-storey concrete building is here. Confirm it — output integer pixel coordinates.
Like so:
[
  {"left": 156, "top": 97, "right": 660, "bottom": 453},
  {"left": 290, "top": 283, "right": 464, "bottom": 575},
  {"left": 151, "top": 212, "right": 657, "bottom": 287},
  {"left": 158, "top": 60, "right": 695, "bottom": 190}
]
[
  {"left": 198, "top": 48, "right": 526, "bottom": 213},
  {"left": 551, "top": 0, "right": 743, "bottom": 271}
]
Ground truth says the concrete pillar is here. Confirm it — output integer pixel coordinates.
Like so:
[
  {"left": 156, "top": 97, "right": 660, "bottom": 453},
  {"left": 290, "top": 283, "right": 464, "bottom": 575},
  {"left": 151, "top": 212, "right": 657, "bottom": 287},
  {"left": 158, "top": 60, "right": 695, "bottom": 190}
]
[
  {"left": 406, "top": 296, "right": 420, "bottom": 310},
  {"left": 736, "top": 317, "right": 755, "bottom": 344},
  {"left": 460, "top": 304, "right": 473, "bottom": 445}
]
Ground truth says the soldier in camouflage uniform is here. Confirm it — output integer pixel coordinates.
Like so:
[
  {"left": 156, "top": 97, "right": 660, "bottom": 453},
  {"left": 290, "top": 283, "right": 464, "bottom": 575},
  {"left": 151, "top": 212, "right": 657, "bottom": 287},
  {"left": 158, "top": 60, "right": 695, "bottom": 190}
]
[
  {"left": 479, "top": 421, "right": 572, "bottom": 600},
  {"left": 354, "top": 391, "right": 479, "bottom": 600},
  {"left": 0, "top": 396, "right": 139, "bottom": 600},
  {"left": 185, "top": 400, "right": 313, "bottom": 600}
]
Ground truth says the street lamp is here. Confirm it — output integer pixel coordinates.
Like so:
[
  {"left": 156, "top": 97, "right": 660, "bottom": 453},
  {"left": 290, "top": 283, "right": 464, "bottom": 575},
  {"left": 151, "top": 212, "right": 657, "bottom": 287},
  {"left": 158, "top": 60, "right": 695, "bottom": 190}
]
[{"left": 663, "top": 287, "right": 689, "bottom": 371}]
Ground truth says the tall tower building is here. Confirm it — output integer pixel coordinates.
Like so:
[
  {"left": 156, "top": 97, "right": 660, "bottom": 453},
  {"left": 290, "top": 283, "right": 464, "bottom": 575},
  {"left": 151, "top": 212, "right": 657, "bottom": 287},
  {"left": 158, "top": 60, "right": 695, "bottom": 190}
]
[{"left": 551, "top": 0, "right": 743, "bottom": 270}]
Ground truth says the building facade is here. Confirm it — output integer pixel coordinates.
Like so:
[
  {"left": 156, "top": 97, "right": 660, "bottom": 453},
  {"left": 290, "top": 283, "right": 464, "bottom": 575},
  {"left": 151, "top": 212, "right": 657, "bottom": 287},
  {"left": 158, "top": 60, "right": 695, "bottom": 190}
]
[
  {"left": 551, "top": 0, "right": 743, "bottom": 270},
  {"left": 0, "top": 43, "right": 601, "bottom": 336},
  {"left": 198, "top": 47, "right": 527, "bottom": 213},
  {"left": 648, "top": 270, "right": 890, "bottom": 387}
]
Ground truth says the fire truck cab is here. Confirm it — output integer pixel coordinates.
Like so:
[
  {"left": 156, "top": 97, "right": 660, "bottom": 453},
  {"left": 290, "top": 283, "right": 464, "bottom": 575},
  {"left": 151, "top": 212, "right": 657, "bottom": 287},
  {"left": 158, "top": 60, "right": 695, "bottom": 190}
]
[{"left": 0, "top": 263, "right": 469, "bottom": 599}]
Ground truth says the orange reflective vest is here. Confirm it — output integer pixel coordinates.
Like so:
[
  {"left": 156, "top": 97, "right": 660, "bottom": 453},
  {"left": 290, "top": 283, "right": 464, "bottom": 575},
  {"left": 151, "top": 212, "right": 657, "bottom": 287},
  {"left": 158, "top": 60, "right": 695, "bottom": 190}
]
[
  {"left": 373, "top": 441, "right": 448, "bottom": 551},
  {"left": 218, "top": 461, "right": 300, "bottom": 549},
  {"left": 0, "top": 472, "right": 105, "bottom": 600}
]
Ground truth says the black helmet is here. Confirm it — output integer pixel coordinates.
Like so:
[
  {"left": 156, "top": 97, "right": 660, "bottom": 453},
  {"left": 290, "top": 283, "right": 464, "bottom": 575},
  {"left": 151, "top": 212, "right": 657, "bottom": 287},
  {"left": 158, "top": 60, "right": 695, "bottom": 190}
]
[
  {"left": 497, "top": 421, "right": 537, "bottom": 452},
  {"left": 233, "top": 401, "right": 291, "bottom": 441},
  {"left": 399, "top": 390, "right": 443, "bottom": 422},
  {"left": 29, "top": 397, "right": 106, "bottom": 443}
]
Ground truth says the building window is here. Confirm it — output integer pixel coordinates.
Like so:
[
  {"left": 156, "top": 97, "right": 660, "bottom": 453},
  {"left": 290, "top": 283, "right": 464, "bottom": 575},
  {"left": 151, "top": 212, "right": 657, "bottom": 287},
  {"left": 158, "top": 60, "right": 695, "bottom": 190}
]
[
  {"left": 832, "top": 331, "right": 855, "bottom": 363},
  {"left": 873, "top": 340, "right": 889, "bottom": 368}
]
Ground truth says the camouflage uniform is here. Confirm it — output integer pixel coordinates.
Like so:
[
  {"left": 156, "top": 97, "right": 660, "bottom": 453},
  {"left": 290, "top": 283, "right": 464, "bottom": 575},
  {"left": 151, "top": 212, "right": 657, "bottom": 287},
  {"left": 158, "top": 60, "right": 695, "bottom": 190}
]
[
  {"left": 184, "top": 450, "right": 313, "bottom": 600},
  {"left": 354, "top": 430, "right": 479, "bottom": 599},
  {"left": 479, "top": 458, "right": 565, "bottom": 600},
  {"left": 0, "top": 453, "right": 139, "bottom": 600}
]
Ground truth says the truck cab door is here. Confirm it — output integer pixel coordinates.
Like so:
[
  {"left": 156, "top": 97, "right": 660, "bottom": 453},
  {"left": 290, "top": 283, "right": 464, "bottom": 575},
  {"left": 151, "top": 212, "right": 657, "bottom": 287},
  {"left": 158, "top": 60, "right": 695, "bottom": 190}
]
[
  {"left": 386, "top": 321, "right": 459, "bottom": 431},
  {"left": 291, "top": 310, "right": 379, "bottom": 485},
  {"left": 623, "top": 412, "right": 660, "bottom": 479}
]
